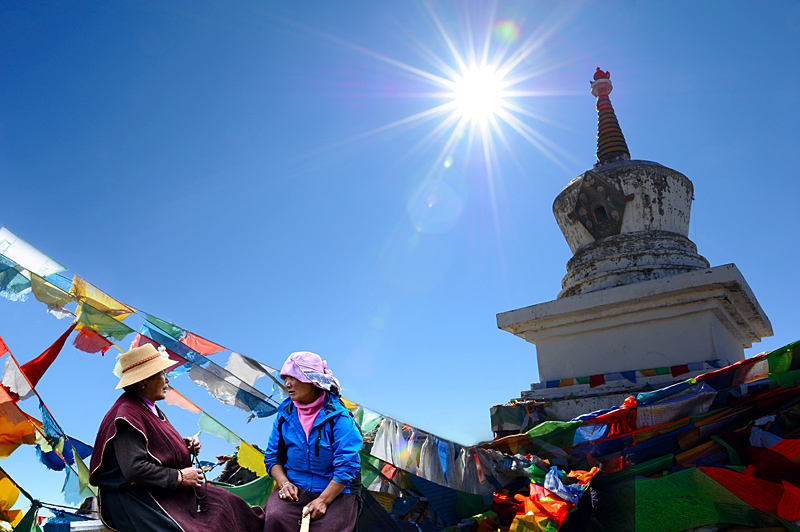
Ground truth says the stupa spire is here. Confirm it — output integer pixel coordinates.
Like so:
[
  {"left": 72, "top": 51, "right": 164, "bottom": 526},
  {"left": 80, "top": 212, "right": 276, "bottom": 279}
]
[{"left": 591, "top": 68, "right": 630, "bottom": 166}]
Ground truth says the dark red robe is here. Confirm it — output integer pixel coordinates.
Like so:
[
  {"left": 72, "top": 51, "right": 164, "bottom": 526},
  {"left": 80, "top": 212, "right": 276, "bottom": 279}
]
[{"left": 90, "top": 393, "right": 265, "bottom": 532}]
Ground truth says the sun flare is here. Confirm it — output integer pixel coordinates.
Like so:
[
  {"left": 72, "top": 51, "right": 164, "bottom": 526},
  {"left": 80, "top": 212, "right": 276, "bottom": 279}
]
[{"left": 450, "top": 65, "right": 507, "bottom": 125}]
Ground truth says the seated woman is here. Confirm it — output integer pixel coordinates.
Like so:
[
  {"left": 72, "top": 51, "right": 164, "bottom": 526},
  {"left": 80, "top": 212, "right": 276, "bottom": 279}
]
[
  {"left": 263, "top": 352, "right": 362, "bottom": 532},
  {"left": 89, "top": 344, "right": 265, "bottom": 532}
]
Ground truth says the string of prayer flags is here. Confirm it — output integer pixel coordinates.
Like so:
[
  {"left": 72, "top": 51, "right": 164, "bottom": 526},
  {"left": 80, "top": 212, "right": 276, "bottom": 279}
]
[
  {"left": 141, "top": 322, "right": 278, "bottom": 417},
  {"left": 128, "top": 334, "right": 189, "bottom": 373},
  {"left": 0, "top": 385, "right": 37, "bottom": 458},
  {"left": 238, "top": 441, "right": 267, "bottom": 477},
  {"left": 72, "top": 324, "right": 113, "bottom": 355},
  {"left": 0, "top": 228, "right": 66, "bottom": 278},
  {"left": 198, "top": 412, "right": 239, "bottom": 445},
  {"left": 0, "top": 255, "right": 31, "bottom": 302},
  {"left": 76, "top": 302, "right": 134, "bottom": 342},
  {"left": 70, "top": 275, "right": 134, "bottom": 320}
]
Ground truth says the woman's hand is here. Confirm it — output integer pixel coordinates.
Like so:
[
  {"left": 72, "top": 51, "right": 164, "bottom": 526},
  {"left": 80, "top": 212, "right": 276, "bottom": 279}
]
[
  {"left": 178, "top": 467, "right": 204, "bottom": 489},
  {"left": 277, "top": 481, "right": 299, "bottom": 502},
  {"left": 304, "top": 497, "right": 329, "bottom": 519},
  {"left": 184, "top": 436, "right": 201, "bottom": 455}
]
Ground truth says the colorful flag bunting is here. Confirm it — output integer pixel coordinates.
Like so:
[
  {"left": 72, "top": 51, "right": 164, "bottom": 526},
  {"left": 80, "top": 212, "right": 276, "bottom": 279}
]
[{"left": 225, "top": 352, "right": 279, "bottom": 388}]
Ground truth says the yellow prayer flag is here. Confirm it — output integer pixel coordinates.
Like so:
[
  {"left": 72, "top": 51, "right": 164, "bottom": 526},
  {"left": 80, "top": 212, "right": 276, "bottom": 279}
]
[
  {"left": 238, "top": 441, "right": 267, "bottom": 477},
  {"left": 341, "top": 397, "right": 358, "bottom": 412},
  {"left": 639, "top": 369, "right": 657, "bottom": 378},
  {"left": 70, "top": 276, "right": 135, "bottom": 320},
  {"left": 74, "top": 452, "right": 98, "bottom": 497},
  {"left": 0, "top": 388, "right": 37, "bottom": 458},
  {"left": 29, "top": 273, "right": 74, "bottom": 309},
  {"left": 0, "top": 469, "right": 22, "bottom": 528}
]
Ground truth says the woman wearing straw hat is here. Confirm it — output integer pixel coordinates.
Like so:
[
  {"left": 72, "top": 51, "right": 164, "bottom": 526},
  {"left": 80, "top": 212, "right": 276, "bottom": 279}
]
[
  {"left": 263, "top": 352, "right": 362, "bottom": 532},
  {"left": 89, "top": 344, "right": 265, "bottom": 532}
]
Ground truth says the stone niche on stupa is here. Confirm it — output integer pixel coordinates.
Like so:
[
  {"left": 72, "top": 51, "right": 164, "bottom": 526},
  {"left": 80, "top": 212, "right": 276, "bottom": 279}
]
[{"left": 496, "top": 69, "right": 772, "bottom": 417}]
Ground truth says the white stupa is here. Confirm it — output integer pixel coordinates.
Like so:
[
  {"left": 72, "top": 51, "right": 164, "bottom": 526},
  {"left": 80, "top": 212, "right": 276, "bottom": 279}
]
[{"left": 496, "top": 69, "right": 772, "bottom": 420}]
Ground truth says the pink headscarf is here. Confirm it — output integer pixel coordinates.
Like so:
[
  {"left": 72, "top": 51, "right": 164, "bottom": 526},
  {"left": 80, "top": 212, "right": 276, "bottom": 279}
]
[{"left": 280, "top": 351, "right": 340, "bottom": 392}]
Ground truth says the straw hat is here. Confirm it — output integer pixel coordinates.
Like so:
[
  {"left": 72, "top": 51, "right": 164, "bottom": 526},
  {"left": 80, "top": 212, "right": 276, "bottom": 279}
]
[{"left": 115, "top": 344, "right": 176, "bottom": 389}]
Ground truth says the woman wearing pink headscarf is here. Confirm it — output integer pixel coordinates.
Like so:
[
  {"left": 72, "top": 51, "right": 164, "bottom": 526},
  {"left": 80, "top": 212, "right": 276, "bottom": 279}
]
[{"left": 262, "top": 352, "right": 362, "bottom": 532}]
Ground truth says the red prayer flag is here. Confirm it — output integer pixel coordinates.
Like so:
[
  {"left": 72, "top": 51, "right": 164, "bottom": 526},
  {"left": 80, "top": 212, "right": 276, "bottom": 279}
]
[
  {"left": 20, "top": 323, "right": 76, "bottom": 386},
  {"left": 73, "top": 325, "right": 113, "bottom": 355},
  {"left": 670, "top": 364, "right": 690, "bottom": 378},
  {"left": 181, "top": 332, "right": 225, "bottom": 356},
  {"left": 0, "top": 335, "right": 8, "bottom": 356},
  {"left": 589, "top": 374, "right": 606, "bottom": 388}
]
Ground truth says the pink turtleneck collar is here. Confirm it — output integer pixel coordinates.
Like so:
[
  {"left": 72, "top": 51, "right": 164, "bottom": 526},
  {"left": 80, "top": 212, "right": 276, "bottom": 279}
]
[{"left": 294, "top": 391, "right": 325, "bottom": 439}]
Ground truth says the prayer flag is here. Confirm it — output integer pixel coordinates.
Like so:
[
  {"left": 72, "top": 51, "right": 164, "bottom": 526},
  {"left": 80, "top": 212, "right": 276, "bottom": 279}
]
[
  {"left": 76, "top": 303, "right": 134, "bottom": 341},
  {"left": 72, "top": 324, "right": 113, "bottom": 355},
  {"left": 70, "top": 276, "right": 134, "bottom": 319},
  {"left": 225, "top": 352, "right": 278, "bottom": 388},
  {"left": 29, "top": 273, "right": 74, "bottom": 317},
  {"left": 182, "top": 332, "right": 226, "bottom": 356},
  {"left": 144, "top": 314, "right": 184, "bottom": 340},
  {"left": 74, "top": 453, "right": 97, "bottom": 498},
  {"left": 164, "top": 388, "right": 201, "bottom": 415},
  {"left": 19, "top": 323, "right": 75, "bottom": 388},
  {"left": 0, "top": 255, "right": 31, "bottom": 302},
  {"left": 0, "top": 227, "right": 66, "bottom": 278},
  {"left": 238, "top": 441, "right": 267, "bottom": 477},
  {"left": 0, "top": 467, "right": 24, "bottom": 528},
  {"left": 9, "top": 504, "right": 37, "bottom": 532},
  {"left": 198, "top": 413, "right": 239, "bottom": 445},
  {"left": 0, "top": 386, "right": 37, "bottom": 458}
]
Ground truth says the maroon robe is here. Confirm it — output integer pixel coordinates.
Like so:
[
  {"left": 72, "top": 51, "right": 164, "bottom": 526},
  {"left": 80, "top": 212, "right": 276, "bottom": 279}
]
[{"left": 90, "top": 393, "right": 265, "bottom": 532}]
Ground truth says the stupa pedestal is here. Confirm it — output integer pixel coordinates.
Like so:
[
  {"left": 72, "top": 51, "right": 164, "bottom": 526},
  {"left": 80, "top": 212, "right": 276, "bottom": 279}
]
[{"left": 492, "top": 69, "right": 772, "bottom": 427}]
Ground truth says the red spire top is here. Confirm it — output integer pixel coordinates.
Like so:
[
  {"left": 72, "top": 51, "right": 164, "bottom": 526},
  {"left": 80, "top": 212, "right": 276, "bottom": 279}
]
[{"left": 591, "top": 68, "right": 630, "bottom": 166}]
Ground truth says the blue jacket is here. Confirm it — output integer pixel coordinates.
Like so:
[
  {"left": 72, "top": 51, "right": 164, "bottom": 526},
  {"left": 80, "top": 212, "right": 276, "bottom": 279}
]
[{"left": 263, "top": 392, "right": 362, "bottom": 493}]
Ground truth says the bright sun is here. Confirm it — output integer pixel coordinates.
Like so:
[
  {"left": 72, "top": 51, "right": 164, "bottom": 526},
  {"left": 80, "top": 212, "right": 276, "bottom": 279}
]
[{"left": 450, "top": 65, "right": 506, "bottom": 124}]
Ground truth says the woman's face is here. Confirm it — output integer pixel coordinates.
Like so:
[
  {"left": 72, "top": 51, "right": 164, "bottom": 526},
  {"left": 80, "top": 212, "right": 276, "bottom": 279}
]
[
  {"left": 140, "top": 370, "right": 169, "bottom": 402},
  {"left": 283, "top": 376, "right": 320, "bottom": 404}
]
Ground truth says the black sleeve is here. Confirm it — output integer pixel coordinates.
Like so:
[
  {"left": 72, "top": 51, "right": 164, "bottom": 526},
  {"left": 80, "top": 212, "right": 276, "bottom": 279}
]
[{"left": 113, "top": 420, "right": 179, "bottom": 491}]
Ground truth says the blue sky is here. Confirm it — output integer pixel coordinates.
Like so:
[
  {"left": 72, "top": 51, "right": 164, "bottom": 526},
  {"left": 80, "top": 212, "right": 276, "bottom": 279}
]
[{"left": 2, "top": 0, "right": 799, "bottom": 512}]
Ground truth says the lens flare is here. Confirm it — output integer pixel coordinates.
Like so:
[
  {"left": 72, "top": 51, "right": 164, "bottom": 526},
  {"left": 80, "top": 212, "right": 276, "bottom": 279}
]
[
  {"left": 451, "top": 64, "right": 506, "bottom": 124},
  {"left": 444, "top": 156, "right": 453, "bottom": 168},
  {"left": 493, "top": 19, "right": 520, "bottom": 44}
]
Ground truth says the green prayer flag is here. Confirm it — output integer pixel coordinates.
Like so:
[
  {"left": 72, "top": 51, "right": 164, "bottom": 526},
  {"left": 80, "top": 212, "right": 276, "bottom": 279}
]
[
  {"left": 198, "top": 412, "right": 239, "bottom": 445},
  {"left": 145, "top": 314, "right": 185, "bottom": 340},
  {"left": 770, "top": 369, "right": 800, "bottom": 389},
  {"left": 211, "top": 475, "right": 274, "bottom": 507},
  {"left": 77, "top": 302, "right": 134, "bottom": 341},
  {"left": 12, "top": 506, "right": 38, "bottom": 532}
]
